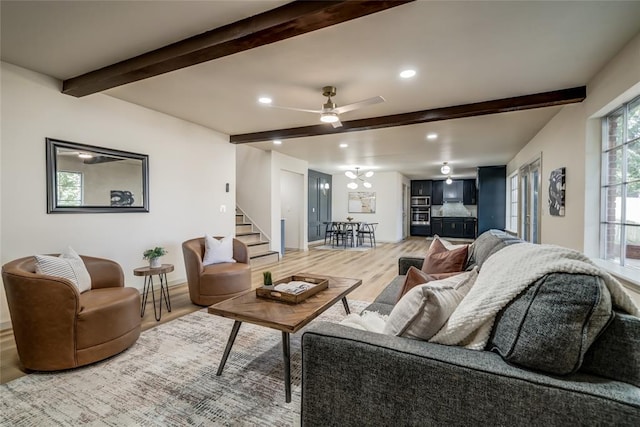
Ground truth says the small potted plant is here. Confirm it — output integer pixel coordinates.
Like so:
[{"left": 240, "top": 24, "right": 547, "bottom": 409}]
[
  {"left": 263, "top": 271, "right": 273, "bottom": 286},
  {"left": 143, "top": 247, "right": 168, "bottom": 268}
]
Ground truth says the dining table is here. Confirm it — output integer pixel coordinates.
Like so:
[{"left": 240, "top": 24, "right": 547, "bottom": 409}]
[{"left": 326, "top": 221, "right": 362, "bottom": 247}]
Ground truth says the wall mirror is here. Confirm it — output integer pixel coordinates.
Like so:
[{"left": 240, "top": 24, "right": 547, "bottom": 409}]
[{"left": 46, "top": 138, "right": 149, "bottom": 213}]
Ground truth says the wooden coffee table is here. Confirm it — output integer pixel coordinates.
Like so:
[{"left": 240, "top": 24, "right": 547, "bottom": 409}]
[{"left": 208, "top": 274, "right": 361, "bottom": 403}]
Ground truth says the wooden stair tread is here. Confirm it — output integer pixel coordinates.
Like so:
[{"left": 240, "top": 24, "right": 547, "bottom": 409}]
[{"left": 251, "top": 251, "right": 279, "bottom": 259}]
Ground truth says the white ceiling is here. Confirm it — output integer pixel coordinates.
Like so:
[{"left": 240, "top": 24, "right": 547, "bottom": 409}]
[{"left": 2, "top": 1, "right": 640, "bottom": 179}]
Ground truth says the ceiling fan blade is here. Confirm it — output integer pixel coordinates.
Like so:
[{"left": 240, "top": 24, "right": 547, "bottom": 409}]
[
  {"left": 331, "top": 119, "right": 343, "bottom": 128},
  {"left": 267, "top": 104, "right": 322, "bottom": 114},
  {"left": 333, "top": 96, "right": 385, "bottom": 114}
]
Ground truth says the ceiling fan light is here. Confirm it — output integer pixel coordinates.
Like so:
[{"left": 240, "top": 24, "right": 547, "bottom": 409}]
[
  {"left": 364, "top": 171, "right": 374, "bottom": 178},
  {"left": 345, "top": 171, "right": 357, "bottom": 179},
  {"left": 441, "top": 162, "right": 451, "bottom": 175},
  {"left": 347, "top": 182, "right": 358, "bottom": 190},
  {"left": 363, "top": 181, "right": 372, "bottom": 189},
  {"left": 320, "top": 112, "right": 339, "bottom": 123},
  {"left": 446, "top": 176, "right": 453, "bottom": 185}
]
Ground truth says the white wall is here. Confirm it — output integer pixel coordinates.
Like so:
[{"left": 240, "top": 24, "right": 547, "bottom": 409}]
[
  {"left": 280, "top": 170, "right": 304, "bottom": 250},
  {"left": 236, "top": 145, "right": 272, "bottom": 238},
  {"left": 507, "top": 33, "right": 640, "bottom": 302},
  {"left": 271, "top": 151, "right": 308, "bottom": 254},
  {"left": 332, "top": 171, "right": 407, "bottom": 243},
  {"left": 236, "top": 147, "right": 307, "bottom": 255},
  {"left": 1, "top": 62, "right": 236, "bottom": 328},
  {"left": 507, "top": 104, "right": 586, "bottom": 250}
]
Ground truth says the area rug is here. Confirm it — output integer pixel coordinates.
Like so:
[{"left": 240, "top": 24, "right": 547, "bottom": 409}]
[
  {"left": 0, "top": 300, "right": 369, "bottom": 426},
  {"left": 312, "top": 244, "right": 372, "bottom": 252}
]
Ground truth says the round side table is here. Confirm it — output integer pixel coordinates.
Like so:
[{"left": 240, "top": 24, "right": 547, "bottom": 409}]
[{"left": 134, "top": 264, "right": 174, "bottom": 321}]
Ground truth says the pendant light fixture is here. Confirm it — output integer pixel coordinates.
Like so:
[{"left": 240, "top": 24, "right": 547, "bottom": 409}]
[
  {"left": 446, "top": 176, "right": 453, "bottom": 185},
  {"left": 345, "top": 167, "right": 374, "bottom": 189},
  {"left": 441, "top": 162, "right": 451, "bottom": 175}
]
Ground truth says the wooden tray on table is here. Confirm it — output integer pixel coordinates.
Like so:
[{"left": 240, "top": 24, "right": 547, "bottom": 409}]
[{"left": 255, "top": 274, "right": 329, "bottom": 304}]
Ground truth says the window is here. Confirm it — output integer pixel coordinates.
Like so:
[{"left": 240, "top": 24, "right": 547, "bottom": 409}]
[
  {"left": 507, "top": 172, "right": 518, "bottom": 232},
  {"left": 601, "top": 95, "right": 640, "bottom": 271},
  {"left": 56, "top": 171, "right": 83, "bottom": 206}
]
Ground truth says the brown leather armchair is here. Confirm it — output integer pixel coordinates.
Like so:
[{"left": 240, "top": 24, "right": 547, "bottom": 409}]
[
  {"left": 2, "top": 255, "right": 141, "bottom": 371},
  {"left": 182, "top": 237, "right": 252, "bottom": 306}
]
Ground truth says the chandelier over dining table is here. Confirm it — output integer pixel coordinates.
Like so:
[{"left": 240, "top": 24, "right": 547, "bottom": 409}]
[{"left": 345, "top": 167, "right": 373, "bottom": 189}]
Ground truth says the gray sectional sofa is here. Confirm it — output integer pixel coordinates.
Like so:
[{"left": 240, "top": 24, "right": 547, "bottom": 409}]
[{"left": 301, "top": 230, "right": 640, "bottom": 426}]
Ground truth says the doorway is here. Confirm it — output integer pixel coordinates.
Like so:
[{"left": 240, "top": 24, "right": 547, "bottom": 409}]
[{"left": 519, "top": 157, "right": 542, "bottom": 243}]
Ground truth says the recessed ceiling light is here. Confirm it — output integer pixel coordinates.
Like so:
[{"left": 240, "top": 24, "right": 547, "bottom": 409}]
[
  {"left": 400, "top": 69, "right": 416, "bottom": 79},
  {"left": 258, "top": 97, "right": 272, "bottom": 104},
  {"left": 273, "top": 140, "right": 282, "bottom": 145},
  {"left": 426, "top": 133, "right": 438, "bottom": 140},
  {"left": 339, "top": 143, "right": 348, "bottom": 148}
]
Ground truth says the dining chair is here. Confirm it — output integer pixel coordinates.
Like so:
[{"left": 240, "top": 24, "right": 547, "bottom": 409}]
[
  {"left": 357, "top": 222, "right": 377, "bottom": 247},
  {"left": 324, "top": 222, "right": 336, "bottom": 245},
  {"left": 341, "top": 222, "right": 357, "bottom": 248}
]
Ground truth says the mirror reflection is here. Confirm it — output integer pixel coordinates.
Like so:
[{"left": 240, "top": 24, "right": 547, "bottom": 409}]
[{"left": 46, "top": 138, "right": 149, "bottom": 213}]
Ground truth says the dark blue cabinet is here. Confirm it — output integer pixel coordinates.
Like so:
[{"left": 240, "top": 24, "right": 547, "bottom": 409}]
[
  {"left": 308, "top": 170, "right": 332, "bottom": 242},
  {"left": 477, "top": 166, "right": 506, "bottom": 235}
]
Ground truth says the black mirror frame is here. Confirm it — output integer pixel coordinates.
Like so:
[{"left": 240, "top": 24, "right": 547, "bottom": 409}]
[{"left": 46, "top": 138, "right": 150, "bottom": 213}]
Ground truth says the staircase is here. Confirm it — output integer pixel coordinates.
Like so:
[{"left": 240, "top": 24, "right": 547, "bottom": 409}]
[{"left": 235, "top": 210, "right": 280, "bottom": 267}]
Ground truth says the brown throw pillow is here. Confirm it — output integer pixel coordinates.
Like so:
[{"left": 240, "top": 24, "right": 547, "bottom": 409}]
[
  {"left": 421, "top": 238, "right": 468, "bottom": 275},
  {"left": 397, "top": 266, "right": 463, "bottom": 302},
  {"left": 398, "top": 267, "right": 434, "bottom": 302}
]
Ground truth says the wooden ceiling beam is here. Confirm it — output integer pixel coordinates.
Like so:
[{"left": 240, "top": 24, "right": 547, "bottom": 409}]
[
  {"left": 62, "top": 0, "right": 414, "bottom": 97},
  {"left": 229, "top": 86, "right": 587, "bottom": 144}
]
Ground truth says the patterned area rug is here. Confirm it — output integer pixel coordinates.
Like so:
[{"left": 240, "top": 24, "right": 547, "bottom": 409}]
[{"left": 0, "top": 300, "right": 369, "bottom": 426}]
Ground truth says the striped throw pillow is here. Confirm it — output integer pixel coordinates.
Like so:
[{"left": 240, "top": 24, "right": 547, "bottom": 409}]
[{"left": 35, "top": 247, "right": 91, "bottom": 293}]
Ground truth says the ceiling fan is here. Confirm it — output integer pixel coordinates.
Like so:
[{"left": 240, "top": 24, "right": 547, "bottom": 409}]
[{"left": 267, "top": 86, "right": 385, "bottom": 128}]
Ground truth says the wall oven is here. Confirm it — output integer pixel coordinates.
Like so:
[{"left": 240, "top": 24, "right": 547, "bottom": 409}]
[
  {"left": 411, "top": 207, "right": 430, "bottom": 225},
  {"left": 411, "top": 196, "right": 431, "bottom": 207}
]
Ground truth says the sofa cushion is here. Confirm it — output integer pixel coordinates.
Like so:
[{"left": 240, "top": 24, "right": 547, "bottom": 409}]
[
  {"left": 465, "top": 229, "right": 522, "bottom": 270},
  {"left": 373, "top": 275, "right": 406, "bottom": 306},
  {"left": 421, "top": 238, "right": 468, "bottom": 274},
  {"left": 397, "top": 266, "right": 462, "bottom": 302},
  {"left": 489, "top": 272, "right": 613, "bottom": 375},
  {"left": 580, "top": 311, "right": 640, "bottom": 387},
  {"left": 384, "top": 270, "right": 477, "bottom": 341}
]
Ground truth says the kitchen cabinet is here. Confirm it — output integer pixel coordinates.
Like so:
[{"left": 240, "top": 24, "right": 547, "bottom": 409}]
[
  {"left": 477, "top": 166, "right": 506, "bottom": 234},
  {"left": 463, "top": 218, "right": 477, "bottom": 238},
  {"left": 443, "top": 218, "right": 463, "bottom": 238},
  {"left": 430, "top": 217, "right": 443, "bottom": 236},
  {"left": 411, "top": 180, "right": 432, "bottom": 196},
  {"left": 431, "top": 180, "right": 444, "bottom": 205},
  {"left": 463, "top": 179, "right": 477, "bottom": 205},
  {"left": 430, "top": 217, "right": 476, "bottom": 238},
  {"left": 410, "top": 225, "right": 431, "bottom": 236}
]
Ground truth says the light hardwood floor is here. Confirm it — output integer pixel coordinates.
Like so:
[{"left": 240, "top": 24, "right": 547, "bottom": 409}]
[{"left": 0, "top": 237, "right": 431, "bottom": 384}]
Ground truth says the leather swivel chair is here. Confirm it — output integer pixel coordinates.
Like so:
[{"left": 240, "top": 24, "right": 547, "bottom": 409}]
[
  {"left": 182, "top": 237, "right": 252, "bottom": 306},
  {"left": 1, "top": 255, "right": 141, "bottom": 371}
]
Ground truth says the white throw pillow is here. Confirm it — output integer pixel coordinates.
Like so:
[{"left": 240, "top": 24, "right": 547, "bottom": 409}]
[
  {"left": 203, "top": 234, "right": 236, "bottom": 266},
  {"left": 383, "top": 269, "right": 477, "bottom": 340},
  {"left": 35, "top": 246, "right": 92, "bottom": 293}
]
